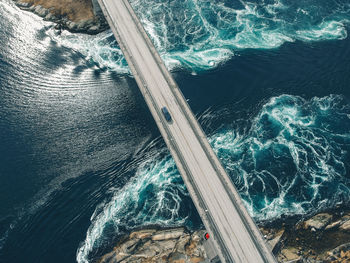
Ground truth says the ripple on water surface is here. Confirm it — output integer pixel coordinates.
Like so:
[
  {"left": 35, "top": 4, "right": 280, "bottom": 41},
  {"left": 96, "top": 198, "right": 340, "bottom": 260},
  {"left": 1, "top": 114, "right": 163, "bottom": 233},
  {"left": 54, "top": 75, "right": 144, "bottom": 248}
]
[
  {"left": 77, "top": 94, "right": 350, "bottom": 263},
  {"left": 51, "top": 0, "right": 350, "bottom": 72},
  {"left": 1, "top": 0, "right": 350, "bottom": 262}
]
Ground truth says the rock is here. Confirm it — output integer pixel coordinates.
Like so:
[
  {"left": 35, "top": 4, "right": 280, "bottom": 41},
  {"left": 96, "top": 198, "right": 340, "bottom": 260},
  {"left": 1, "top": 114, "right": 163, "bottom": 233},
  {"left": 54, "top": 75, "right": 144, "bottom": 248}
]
[
  {"left": 28, "top": 4, "right": 35, "bottom": 12},
  {"left": 267, "top": 229, "right": 285, "bottom": 253},
  {"left": 99, "top": 250, "right": 118, "bottom": 263},
  {"left": 325, "top": 242, "right": 350, "bottom": 261},
  {"left": 279, "top": 247, "right": 301, "bottom": 262},
  {"left": 152, "top": 228, "right": 184, "bottom": 241},
  {"left": 129, "top": 229, "right": 156, "bottom": 240},
  {"left": 132, "top": 248, "right": 157, "bottom": 258},
  {"left": 100, "top": 250, "right": 130, "bottom": 263},
  {"left": 340, "top": 220, "right": 350, "bottom": 231},
  {"left": 90, "top": 24, "right": 107, "bottom": 34},
  {"left": 186, "top": 234, "right": 204, "bottom": 258},
  {"left": 15, "top": 1, "right": 32, "bottom": 8},
  {"left": 44, "top": 12, "right": 54, "bottom": 21},
  {"left": 188, "top": 256, "right": 205, "bottom": 263},
  {"left": 14, "top": 0, "right": 109, "bottom": 35},
  {"left": 325, "top": 220, "right": 342, "bottom": 230},
  {"left": 175, "top": 234, "right": 191, "bottom": 254},
  {"left": 91, "top": 0, "right": 108, "bottom": 27},
  {"left": 99, "top": 227, "right": 207, "bottom": 263},
  {"left": 168, "top": 252, "right": 187, "bottom": 262},
  {"left": 120, "top": 238, "right": 141, "bottom": 253},
  {"left": 304, "top": 213, "right": 333, "bottom": 230},
  {"left": 158, "top": 239, "right": 177, "bottom": 252},
  {"left": 66, "top": 21, "right": 78, "bottom": 31},
  {"left": 92, "top": 0, "right": 104, "bottom": 18},
  {"left": 34, "top": 5, "right": 49, "bottom": 18},
  {"left": 120, "top": 257, "right": 142, "bottom": 263},
  {"left": 115, "top": 252, "right": 131, "bottom": 262}
]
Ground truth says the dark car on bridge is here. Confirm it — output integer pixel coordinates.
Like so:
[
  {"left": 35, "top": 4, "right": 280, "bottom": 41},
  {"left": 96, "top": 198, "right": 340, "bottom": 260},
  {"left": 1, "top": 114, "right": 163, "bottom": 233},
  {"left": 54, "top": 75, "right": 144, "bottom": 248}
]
[{"left": 161, "top": 107, "right": 172, "bottom": 122}]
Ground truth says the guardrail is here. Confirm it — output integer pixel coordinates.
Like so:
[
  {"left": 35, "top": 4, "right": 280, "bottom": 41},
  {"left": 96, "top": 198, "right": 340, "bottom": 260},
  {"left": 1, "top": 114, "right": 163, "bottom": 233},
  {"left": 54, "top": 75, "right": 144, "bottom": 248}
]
[{"left": 97, "top": 0, "right": 277, "bottom": 262}]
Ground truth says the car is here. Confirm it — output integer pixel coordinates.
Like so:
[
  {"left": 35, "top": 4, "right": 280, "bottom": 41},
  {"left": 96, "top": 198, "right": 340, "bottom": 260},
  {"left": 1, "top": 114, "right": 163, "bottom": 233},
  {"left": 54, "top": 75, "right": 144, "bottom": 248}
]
[{"left": 161, "top": 107, "right": 172, "bottom": 122}]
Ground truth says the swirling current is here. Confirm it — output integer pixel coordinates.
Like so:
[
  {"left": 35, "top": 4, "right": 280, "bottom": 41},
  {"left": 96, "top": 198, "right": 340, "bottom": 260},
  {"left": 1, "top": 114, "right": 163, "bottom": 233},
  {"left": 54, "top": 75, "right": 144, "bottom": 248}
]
[
  {"left": 76, "top": 94, "right": 350, "bottom": 262},
  {"left": 54, "top": 0, "right": 350, "bottom": 72},
  {"left": 0, "top": 0, "right": 350, "bottom": 262}
]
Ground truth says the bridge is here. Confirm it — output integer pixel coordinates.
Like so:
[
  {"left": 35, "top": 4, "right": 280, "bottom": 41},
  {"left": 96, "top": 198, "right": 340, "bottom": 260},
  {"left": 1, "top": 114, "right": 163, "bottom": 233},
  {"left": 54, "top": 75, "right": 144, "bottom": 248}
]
[{"left": 97, "top": 0, "right": 277, "bottom": 262}]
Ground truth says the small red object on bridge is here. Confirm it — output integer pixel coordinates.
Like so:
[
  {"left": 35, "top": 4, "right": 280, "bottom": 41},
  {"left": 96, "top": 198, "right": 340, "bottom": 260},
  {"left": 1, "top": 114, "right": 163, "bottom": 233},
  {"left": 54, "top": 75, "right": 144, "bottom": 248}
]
[{"left": 204, "top": 233, "right": 210, "bottom": 240}]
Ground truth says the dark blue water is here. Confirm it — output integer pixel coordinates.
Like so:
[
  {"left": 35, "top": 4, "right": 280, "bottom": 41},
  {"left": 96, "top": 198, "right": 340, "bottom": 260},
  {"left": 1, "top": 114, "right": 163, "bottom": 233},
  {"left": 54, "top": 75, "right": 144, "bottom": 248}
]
[{"left": 0, "top": 0, "right": 350, "bottom": 262}]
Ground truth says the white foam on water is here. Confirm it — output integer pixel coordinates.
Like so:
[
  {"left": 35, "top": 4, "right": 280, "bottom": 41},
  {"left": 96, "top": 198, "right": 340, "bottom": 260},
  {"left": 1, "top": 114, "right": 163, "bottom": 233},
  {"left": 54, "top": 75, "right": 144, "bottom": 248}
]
[
  {"left": 76, "top": 153, "right": 187, "bottom": 263},
  {"left": 296, "top": 20, "right": 348, "bottom": 41},
  {"left": 47, "top": 29, "right": 130, "bottom": 74},
  {"left": 77, "top": 94, "right": 350, "bottom": 262},
  {"left": 44, "top": 0, "right": 350, "bottom": 73},
  {"left": 210, "top": 94, "right": 350, "bottom": 220}
]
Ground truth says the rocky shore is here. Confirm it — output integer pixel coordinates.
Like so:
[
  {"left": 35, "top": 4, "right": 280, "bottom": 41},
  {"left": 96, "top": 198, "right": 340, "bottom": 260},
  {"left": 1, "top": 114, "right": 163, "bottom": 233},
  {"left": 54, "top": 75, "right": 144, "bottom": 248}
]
[
  {"left": 13, "top": 0, "right": 108, "bottom": 34},
  {"left": 99, "top": 227, "right": 207, "bottom": 263},
  {"left": 100, "top": 209, "right": 350, "bottom": 263},
  {"left": 261, "top": 209, "right": 350, "bottom": 262}
]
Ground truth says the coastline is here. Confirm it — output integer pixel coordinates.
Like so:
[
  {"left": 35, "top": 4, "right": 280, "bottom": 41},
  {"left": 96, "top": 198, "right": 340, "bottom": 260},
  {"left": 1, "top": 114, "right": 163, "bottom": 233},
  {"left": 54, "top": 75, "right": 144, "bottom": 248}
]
[
  {"left": 99, "top": 208, "right": 350, "bottom": 262},
  {"left": 9, "top": 1, "right": 350, "bottom": 262},
  {"left": 13, "top": 0, "right": 109, "bottom": 34}
]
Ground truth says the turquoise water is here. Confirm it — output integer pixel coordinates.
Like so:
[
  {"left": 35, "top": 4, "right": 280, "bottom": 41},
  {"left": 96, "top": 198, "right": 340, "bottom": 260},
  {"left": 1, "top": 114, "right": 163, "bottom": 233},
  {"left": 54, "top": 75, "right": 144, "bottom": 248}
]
[
  {"left": 0, "top": 0, "right": 350, "bottom": 262},
  {"left": 55, "top": 0, "right": 350, "bottom": 72},
  {"left": 77, "top": 94, "right": 350, "bottom": 262}
]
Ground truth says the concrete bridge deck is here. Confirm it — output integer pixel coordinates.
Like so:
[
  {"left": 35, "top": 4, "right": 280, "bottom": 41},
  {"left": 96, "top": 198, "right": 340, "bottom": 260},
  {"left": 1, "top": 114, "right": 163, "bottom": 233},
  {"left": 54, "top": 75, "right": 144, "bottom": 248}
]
[{"left": 97, "top": 0, "right": 277, "bottom": 262}]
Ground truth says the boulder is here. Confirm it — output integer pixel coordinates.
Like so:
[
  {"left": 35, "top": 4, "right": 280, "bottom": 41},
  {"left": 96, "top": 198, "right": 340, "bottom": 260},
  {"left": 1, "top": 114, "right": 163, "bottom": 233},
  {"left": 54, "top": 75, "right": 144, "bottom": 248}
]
[
  {"left": 340, "top": 220, "right": 350, "bottom": 231},
  {"left": 157, "top": 239, "right": 177, "bottom": 252},
  {"left": 34, "top": 5, "right": 49, "bottom": 17},
  {"left": 87, "top": 25, "right": 100, "bottom": 34},
  {"left": 132, "top": 248, "right": 157, "bottom": 258},
  {"left": 175, "top": 234, "right": 191, "bottom": 254},
  {"left": 129, "top": 229, "right": 156, "bottom": 240},
  {"left": 91, "top": 0, "right": 104, "bottom": 18},
  {"left": 66, "top": 21, "right": 78, "bottom": 31},
  {"left": 267, "top": 229, "right": 285, "bottom": 253},
  {"left": 99, "top": 250, "right": 118, "bottom": 263},
  {"left": 304, "top": 213, "right": 333, "bottom": 230},
  {"left": 279, "top": 247, "right": 301, "bottom": 262},
  {"left": 325, "top": 242, "right": 350, "bottom": 261},
  {"left": 99, "top": 227, "right": 207, "bottom": 263},
  {"left": 44, "top": 12, "right": 54, "bottom": 21},
  {"left": 152, "top": 228, "right": 184, "bottom": 241},
  {"left": 325, "top": 220, "right": 342, "bottom": 230},
  {"left": 120, "top": 238, "right": 142, "bottom": 253},
  {"left": 15, "top": 1, "right": 32, "bottom": 8},
  {"left": 168, "top": 252, "right": 187, "bottom": 263}
]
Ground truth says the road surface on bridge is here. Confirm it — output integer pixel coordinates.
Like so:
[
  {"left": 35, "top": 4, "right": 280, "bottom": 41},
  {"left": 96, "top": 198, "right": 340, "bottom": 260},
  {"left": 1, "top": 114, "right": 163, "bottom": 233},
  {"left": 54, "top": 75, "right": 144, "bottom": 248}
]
[{"left": 97, "top": 0, "right": 277, "bottom": 262}]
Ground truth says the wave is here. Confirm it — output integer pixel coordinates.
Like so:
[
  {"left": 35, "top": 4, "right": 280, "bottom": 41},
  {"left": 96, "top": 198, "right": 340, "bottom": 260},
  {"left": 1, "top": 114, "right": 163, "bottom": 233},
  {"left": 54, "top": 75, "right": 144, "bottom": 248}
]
[
  {"left": 76, "top": 150, "right": 190, "bottom": 263},
  {"left": 51, "top": 0, "right": 350, "bottom": 72},
  {"left": 211, "top": 94, "right": 350, "bottom": 219},
  {"left": 77, "top": 94, "right": 350, "bottom": 262}
]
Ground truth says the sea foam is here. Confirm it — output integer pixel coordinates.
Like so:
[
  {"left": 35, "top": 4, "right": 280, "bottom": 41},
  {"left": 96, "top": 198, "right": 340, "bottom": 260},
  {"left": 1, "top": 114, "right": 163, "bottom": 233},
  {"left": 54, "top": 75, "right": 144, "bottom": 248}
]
[
  {"left": 51, "top": 0, "right": 349, "bottom": 73},
  {"left": 77, "top": 94, "right": 350, "bottom": 262}
]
